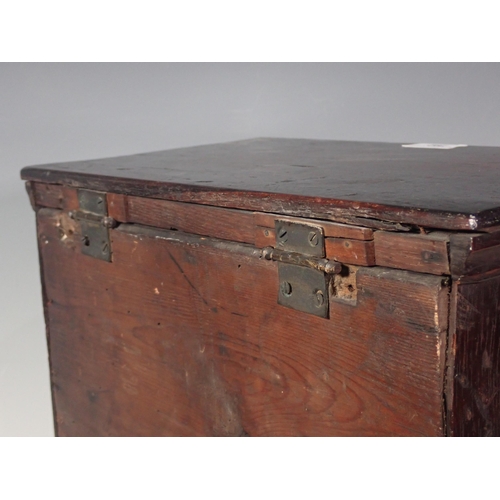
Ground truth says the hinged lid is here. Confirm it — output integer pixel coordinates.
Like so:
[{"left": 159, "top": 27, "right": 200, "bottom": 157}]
[{"left": 20, "top": 138, "right": 500, "bottom": 231}]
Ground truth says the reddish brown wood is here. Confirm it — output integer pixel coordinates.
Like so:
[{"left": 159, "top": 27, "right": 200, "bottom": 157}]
[
  {"left": 23, "top": 139, "right": 500, "bottom": 437},
  {"left": 450, "top": 234, "right": 500, "bottom": 278},
  {"left": 61, "top": 186, "right": 79, "bottom": 211},
  {"left": 447, "top": 275, "right": 500, "bottom": 436},
  {"left": 108, "top": 194, "right": 255, "bottom": 244},
  {"left": 21, "top": 138, "right": 500, "bottom": 230},
  {"left": 107, "top": 193, "right": 129, "bottom": 221},
  {"left": 29, "top": 181, "right": 79, "bottom": 211},
  {"left": 255, "top": 226, "right": 276, "bottom": 248},
  {"left": 37, "top": 208, "right": 448, "bottom": 436},
  {"left": 32, "top": 182, "right": 64, "bottom": 209},
  {"left": 374, "top": 231, "right": 450, "bottom": 275},
  {"left": 325, "top": 238, "right": 376, "bottom": 266}
]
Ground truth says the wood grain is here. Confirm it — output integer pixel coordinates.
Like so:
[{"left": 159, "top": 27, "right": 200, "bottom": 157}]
[
  {"left": 32, "top": 182, "right": 64, "bottom": 209},
  {"left": 255, "top": 226, "right": 276, "bottom": 248},
  {"left": 108, "top": 193, "right": 255, "bottom": 244},
  {"left": 325, "top": 238, "right": 376, "bottom": 266},
  {"left": 450, "top": 233, "right": 500, "bottom": 278},
  {"left": 374, "top": 231, "right": 450, "bottom": 275},
  {"left": 447, "top": 275, "right": 500, "bottom": 436},
  {"left": 37, "top": 208, "right": 449, "bottom": 436},
  {"left": 22, "top": 138, "right": 500, "bottom": 230},
  {"left": 29, "top": 181, "right": 81, "bottom": 211},
  {"left": 107, "top": 193, "right": 128, "bottom": 221}
]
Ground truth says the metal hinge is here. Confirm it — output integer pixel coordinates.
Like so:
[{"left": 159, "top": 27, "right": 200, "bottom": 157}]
[
  {"left": 69, "top": 190, "right": 117, "bottom": 262},
  {"left": 264, "top": 220, "right": 341, "bottom": 318}
]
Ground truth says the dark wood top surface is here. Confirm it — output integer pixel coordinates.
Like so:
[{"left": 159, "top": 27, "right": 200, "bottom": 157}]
[{"left": 21, "top": 138, "right": 500, "bottom": 231}]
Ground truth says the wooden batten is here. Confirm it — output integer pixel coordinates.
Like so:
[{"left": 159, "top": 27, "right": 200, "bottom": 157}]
[
  {"left": 374, "top": 231, "right": 450, "bottom": 276},
  {"left": 450, "top": 233, "right": 500, "bottom": 279},
  {"left": 30, "top": 182, "right": 500, "bottom": 278},
  {"left": 255, "top": 226, "right": 277, "bottom": 248},
  {"left": 108, "top": 193, "right": 256, "bottom": 245},
  {"left": 29, "top": 181, "right": 85, "bottom": 212},
  {"left": 325, "top": 238, "right": 376, "bottom": 266}
]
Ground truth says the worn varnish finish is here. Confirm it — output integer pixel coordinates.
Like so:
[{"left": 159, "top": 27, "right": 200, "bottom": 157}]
[
  {"left": 450, "top": 232, "right": 500, "bottom": 279},
  {"left": 374, "top": 232, "right": 450, "bottom": 276},
  {"left": 108, "top": 193, "right": 256, "bottom": 245},
  {"left": 325, "top": 238, "right": 376, "bottom": 266},
  {"left": 21, "top": 138, "right": 500, "bottom": 230},
  {"left": 29, "top": 181, "right": 79, "bottom": 212},
  {"left": 447, "top": 274, "right": 500, "bottom": 436},
  {"left": 37, "top": 208, "right": 448, "bottom": 436},
  {"left": 24, "top": 139, "right": 500, "bottom": 437}
]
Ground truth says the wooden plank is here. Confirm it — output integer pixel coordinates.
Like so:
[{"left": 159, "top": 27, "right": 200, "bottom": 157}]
[
  {"left": 450, "top": 233, "right": 500, "bottom": 278},
  {"left": 447, "top": 275, "right": 500, "bottom": 436},
  {"left": 108, "top": 194, "right": 256, "bottom": 245},
  {"left": 37, "top": 208, "right": 448, "bottom": 436},
  {"left": 20, "top": 138, "right": 500, "bottom": 231},
  {"left": 32, "top": 182, "right": 64, "bottom": 209},
  {"left": 61, "top": 185, "right": 79, "bottom": 211},
  {"left": 467, "top": 231, "right": 500, "bottom": 252},
  {"left": 255, "top": 226, "right": 276, "bottom": 248},
  {"left": 374, "top": 231, "right": 450, "bottom": 275},
  {"left": 107, "top": 192, "right": 129, "bottom": 221},
  {"left": 255, "top": 212, "right": 373, "bottom": 240},
  {"left": 325, "top": 238, "right": 376, "bottom": 266},
  {"left": 28, "top": 182, "right": 83, "bottom": 211}
]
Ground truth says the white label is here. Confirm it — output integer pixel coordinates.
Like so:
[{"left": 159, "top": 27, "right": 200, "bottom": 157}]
[{"left": 401, "top": 143, "right": 468, "bottom": 150}]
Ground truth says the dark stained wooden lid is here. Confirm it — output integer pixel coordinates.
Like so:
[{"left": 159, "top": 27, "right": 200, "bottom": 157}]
[{"left": 21, "top": 138, "right": 500, "bottom": 231}]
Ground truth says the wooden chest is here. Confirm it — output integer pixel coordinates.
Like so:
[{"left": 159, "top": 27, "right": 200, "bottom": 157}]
[{"left": 21, "top": 138, "right": 500, "bottom": 436}]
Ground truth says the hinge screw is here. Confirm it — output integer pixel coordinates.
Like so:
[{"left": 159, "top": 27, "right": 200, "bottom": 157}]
[
  {"left": 102, "top": 216, "right": 118, "bottom": 229},
  {"left": 280, "top": 281, "right": 292, "bottom": 297},
  {"left": 308, "top": 231, "right": 319, "bottom": 246},
  {"left": 277, "top": 227, "right": 288, "bottom": 242},
  {"left": 315, "top": 290, "right": 325, "bottom": 307}
]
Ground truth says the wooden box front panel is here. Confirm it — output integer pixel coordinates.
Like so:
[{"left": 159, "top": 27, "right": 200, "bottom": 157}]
[{"left": 37, "top": 208, "right": 449, "bottom": 436}]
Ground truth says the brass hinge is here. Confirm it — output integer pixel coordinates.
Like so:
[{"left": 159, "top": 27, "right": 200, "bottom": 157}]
[
  {"left": 69, "top": 190, "right": 117, "bottom": 262},
  {"left": 266, "top": 220, "right": 341, "bottom": 318}
]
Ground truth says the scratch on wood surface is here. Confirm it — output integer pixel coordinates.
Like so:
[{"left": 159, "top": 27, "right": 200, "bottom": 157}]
[{"left": 166, "top": 248, "right": 210, "bottom": 307}]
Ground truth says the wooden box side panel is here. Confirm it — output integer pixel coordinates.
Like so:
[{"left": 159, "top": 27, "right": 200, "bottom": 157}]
[
  {"left": 447, "top": 274, "right": 500, "bottom": 436},
  {"left": 37, "top": 208, "right": 448, "bottom": 436}
]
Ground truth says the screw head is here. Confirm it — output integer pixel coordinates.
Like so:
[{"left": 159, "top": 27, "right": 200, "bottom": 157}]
[
  {"left": 315, "top": 290, "right": 325, "bottom": 307},
  {"left": 277, "top": 227, "right": 288, "bottom": 243},
  {"left": 280, "top": 281, "right": 292, "bottom": 297},
  {"left": 308, "top": 231, "right": 319, "bottom": 246},
  {"left": 102, "top": 216, "right": 118, "bottom": 229},
  {"left": 264, "top": 229, "right": 270, "bottom": 237}
]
